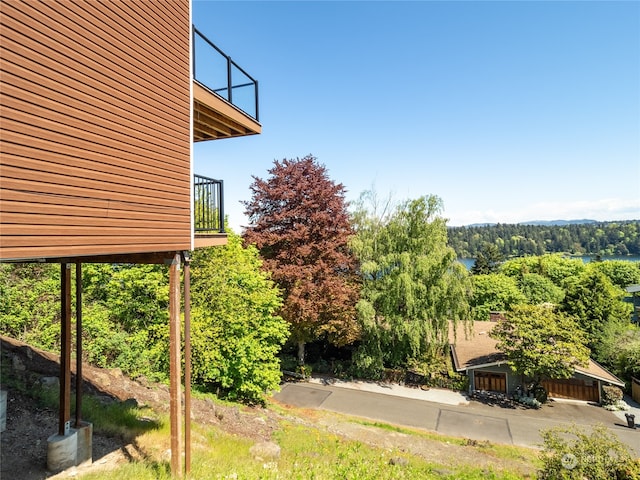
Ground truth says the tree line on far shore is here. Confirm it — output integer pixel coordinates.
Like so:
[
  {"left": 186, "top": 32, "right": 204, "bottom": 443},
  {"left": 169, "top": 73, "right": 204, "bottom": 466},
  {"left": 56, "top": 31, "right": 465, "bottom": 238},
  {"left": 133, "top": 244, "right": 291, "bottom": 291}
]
[{"left": 447, "top": 220, "right": 640, "bottom": 258}]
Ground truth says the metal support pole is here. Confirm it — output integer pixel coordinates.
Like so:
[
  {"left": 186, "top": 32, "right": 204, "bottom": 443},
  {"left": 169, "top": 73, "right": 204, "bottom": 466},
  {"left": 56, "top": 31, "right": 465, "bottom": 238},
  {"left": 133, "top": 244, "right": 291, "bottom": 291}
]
[
  {"left": 168, "top": 253, "right": 183, "bottom": 477},
  {"left": 183, "top": 253, "right": 191, "bottom": 474},
  {"left": 219, "top": 180, "right": 225, "bottom": 233},
  {"left": 75, "top": 262, "right": 83, "bottom": 427},
  {"left": 192, "top": 25, "right": 196, "bottom": 81},
  {"left": 227, "top": 56, "right": 232, "bottom": 103},
  {"left": 255, "top": 80, "right": 259, "bottom": 121},
  {"left": 59, "top": 263, "right": 72, "bottom": 436}
]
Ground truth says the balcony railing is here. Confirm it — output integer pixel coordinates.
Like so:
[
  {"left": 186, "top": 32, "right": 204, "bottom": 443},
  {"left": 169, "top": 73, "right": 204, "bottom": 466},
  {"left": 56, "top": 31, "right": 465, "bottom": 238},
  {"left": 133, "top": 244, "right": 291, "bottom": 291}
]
[
  {"left": 193, "top": 26, "right": 259, "bottom": 122},
  {"left": 194, "top": 174, "right": 224, "bottom": 234}
]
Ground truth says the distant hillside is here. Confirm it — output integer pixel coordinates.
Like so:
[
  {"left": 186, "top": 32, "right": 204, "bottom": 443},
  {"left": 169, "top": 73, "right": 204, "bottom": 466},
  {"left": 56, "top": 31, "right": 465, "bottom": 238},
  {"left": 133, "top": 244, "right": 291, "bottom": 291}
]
[
  {"left": 466, "top": 219, "right": 598, "bottom": 228},
  {"left": 447, "top": 219, "right": 640, "bottom": 258},
  {"left": 518, "top": 219, "right": 598, "bottom": 226}
]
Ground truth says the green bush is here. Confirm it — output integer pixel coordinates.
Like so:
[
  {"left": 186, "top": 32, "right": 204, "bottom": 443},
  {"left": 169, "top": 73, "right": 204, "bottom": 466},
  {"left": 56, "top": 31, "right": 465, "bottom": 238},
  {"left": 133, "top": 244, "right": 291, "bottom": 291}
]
[
  {"left": 279, "top": 354, "right": 298, "bottom": 372},
  {"left": 190, "top": 232, "right": 289, "bottom": 405},
  {"left": 538, "top": 424, "right": 637, "bottom": 480},
  {"left": 0, "top": 263, "right": 60, "bottom": 350},
  {"left": 601, "top": 385, "right": 623, "bottom": 406},
  {"left": 349, "top": 349, "right": 385, "bottom": 380},
  {"left": 515, "top": 395, "right": 541, "bottom": 409}
]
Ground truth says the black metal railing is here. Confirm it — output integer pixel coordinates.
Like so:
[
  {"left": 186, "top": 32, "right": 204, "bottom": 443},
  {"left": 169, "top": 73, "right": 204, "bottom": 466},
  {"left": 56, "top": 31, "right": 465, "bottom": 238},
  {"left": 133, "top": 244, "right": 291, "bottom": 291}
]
[
  {"left": 193, "top": 26, "right": 259, "bottom": 122},
  {"left": 194, "top": 174, "right": 224, "bottom": 234}
]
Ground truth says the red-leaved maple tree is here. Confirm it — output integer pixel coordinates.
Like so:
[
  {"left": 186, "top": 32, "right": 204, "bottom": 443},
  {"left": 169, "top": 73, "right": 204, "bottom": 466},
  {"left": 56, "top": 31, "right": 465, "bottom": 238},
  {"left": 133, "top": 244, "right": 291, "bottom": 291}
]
[{"left": 243, "top": 155, "right": 359, "bottom": 364}]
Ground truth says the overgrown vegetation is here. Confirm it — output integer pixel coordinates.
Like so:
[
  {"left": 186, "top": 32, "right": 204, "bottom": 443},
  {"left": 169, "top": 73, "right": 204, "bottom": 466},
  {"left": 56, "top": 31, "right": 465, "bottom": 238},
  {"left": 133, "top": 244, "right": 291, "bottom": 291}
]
[{"left": 0, "top": 230, "right": 289, "bottom": 405}]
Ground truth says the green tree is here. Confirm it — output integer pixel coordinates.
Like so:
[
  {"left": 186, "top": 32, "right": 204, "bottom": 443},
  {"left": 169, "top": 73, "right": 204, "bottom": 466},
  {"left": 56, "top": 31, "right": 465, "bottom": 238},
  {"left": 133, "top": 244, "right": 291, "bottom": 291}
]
[
  {"left": 243, "top": 155, "right": 359, "bottom": 365},
  {"left": 470, "top": 242, "right": 504, "bottom": 275},
  {"left": 190, "top": 231, "right": 289, "bottom": 405},
  {"left": 597, "top": 322, "right": 640, "bottom": 381},
  {"left": 499, "top": 254, "right": 585, "bottom": 289},
  {"left": 518, "top": 273, "right": 565, "bottom": 305},
  {"left": 561, "top": 268, "right": 632, "bottom": 352},
  {"left": 350, "top": 193, "right": 470, "bottom": 376},
  {"left": 588, "top": 259, "right": 640, "bottom": 289},
  {"left": 490, "top": 304, "right": 590, "bottom": 384},
  {"left": 470, "top": 273, "right": 526, "bottom": 321}
]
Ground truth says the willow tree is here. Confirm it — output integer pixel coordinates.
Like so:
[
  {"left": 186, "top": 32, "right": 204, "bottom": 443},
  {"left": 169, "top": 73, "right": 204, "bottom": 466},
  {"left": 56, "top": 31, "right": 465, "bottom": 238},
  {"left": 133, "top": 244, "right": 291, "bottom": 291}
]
[
  {"left": 350, "top": 192, "right": 471, "bottom": 377},
  {"left": 243, "top": 155, "right": 359, "bottom": 365}
]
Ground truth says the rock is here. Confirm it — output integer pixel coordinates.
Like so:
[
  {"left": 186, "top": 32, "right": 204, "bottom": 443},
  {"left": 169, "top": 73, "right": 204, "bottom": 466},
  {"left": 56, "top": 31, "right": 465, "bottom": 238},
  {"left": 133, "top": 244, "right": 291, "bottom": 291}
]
[
  {"left": 135, "top": 375, "right": 150, "bottom": 387},
  {"left": 11, "top": 355, "right": 26, "bottom": 372},
  {"left": 249, "top": 441, "right": 281, "bottom": 461},
  {"left": 39, "top": 377, "right": 59, "bottom": 389},
  {"left": 389, "top": 457, "right": 409, "bottom": 466},
  {"left": 92, "top": 372, "right": 111, "bottom": 388}
]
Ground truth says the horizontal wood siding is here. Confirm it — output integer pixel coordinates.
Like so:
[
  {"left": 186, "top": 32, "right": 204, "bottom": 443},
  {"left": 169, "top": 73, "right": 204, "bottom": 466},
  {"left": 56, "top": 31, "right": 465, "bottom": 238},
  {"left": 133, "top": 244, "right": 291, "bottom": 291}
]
[{"left": 0, "top": 0, "right": 192, "bottom": 260}]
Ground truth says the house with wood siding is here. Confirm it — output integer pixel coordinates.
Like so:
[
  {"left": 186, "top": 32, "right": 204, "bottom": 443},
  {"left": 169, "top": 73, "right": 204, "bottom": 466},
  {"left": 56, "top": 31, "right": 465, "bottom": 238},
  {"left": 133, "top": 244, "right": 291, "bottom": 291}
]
[
  {"left": 0, "top": 0, "right": 260, "bottom": 476},
  {"left": 449, "top": 321, "right": 625, "bottom": 404}
]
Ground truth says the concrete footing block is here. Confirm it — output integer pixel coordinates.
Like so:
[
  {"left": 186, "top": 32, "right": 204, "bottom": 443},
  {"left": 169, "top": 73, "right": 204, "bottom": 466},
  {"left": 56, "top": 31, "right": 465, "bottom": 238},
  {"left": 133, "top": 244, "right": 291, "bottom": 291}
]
[
  {"left": 47, "top": 431, "right": 78, "bottom": 472},
  {"left": 75, "top": 422, "right": 93, "bottom": 467},
  {"left": 46, "top": 422, "right": 93, "bottom": 472}
]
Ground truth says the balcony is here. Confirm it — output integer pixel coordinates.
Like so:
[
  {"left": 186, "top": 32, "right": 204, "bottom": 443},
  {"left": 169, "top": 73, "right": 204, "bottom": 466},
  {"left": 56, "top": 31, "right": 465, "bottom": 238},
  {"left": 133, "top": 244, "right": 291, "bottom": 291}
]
[
  {"left": 193, "top": 27, "right": 261, "bottom": 142},
  {"left": 194, "top": 174, "right": 227, "bottom": 248}
]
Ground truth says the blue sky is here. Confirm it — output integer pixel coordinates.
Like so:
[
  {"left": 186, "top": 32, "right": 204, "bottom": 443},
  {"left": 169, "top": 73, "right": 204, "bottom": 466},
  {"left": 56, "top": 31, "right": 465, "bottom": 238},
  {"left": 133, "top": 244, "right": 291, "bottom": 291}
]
[{"left": 192, "top": 0, "right": 639, "bottom": 232}]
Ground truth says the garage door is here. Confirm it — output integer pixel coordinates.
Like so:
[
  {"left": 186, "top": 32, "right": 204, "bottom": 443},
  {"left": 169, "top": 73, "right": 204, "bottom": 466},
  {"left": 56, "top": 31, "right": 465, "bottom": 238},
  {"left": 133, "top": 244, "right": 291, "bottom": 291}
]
[
  {"left": 474, "top": 371, "right": 506, "bottom": 393},
  {"left": 541, "top": 378, "right": 599, "bottom": 402}
]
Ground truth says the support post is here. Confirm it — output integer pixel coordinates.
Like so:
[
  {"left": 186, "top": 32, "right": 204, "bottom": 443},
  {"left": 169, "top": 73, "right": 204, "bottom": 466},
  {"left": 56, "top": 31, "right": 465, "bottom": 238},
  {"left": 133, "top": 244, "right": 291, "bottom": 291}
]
[
  {"left": 183, "top": 253, "right": 191, "bottom": 474},
  {"left": 168, "top": 253, "right": 183, "bottom": 477},
  {"left": 75, "top": 262, "right": 82, "bottom": 427},
  {"left": 59, "top": 263, "right": 72, "bottom": 436}
]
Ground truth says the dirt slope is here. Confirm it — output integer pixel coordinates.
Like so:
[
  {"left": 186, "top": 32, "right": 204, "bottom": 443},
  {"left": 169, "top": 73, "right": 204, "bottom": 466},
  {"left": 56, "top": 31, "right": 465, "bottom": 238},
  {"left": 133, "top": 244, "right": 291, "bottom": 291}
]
[{"left": 0, "top": 336, "right": 536, "bottom": 479}]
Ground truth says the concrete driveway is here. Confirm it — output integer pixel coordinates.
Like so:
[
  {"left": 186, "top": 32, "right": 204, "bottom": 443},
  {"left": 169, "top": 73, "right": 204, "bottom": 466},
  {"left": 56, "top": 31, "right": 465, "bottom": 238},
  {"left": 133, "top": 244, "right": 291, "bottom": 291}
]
[{"left": 272, "top": 382, "right": 640, "bottom": 456}]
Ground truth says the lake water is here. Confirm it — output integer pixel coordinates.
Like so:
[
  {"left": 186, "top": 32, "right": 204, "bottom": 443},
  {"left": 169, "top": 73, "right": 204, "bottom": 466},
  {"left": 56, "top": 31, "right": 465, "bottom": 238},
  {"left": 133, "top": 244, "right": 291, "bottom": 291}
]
[{"left": 458, "top": 255, "right": 640, "bottom": 271}]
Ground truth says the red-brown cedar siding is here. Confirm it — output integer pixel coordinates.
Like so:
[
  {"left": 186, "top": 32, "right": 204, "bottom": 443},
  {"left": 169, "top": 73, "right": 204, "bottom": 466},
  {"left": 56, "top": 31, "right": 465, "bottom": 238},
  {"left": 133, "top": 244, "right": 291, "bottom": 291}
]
[{"left": 0, "top": 0, "right": 192, "bottom": 260}]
